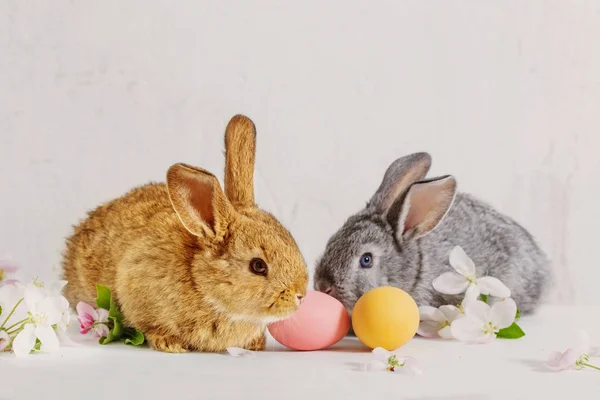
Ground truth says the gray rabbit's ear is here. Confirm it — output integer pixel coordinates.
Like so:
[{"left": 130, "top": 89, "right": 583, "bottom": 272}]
[
  {"left": 367, "top": 153, "right": 432, "bottom": 214},
  {"left": 390, "top": 175, "right": 457, "bottom": 242}
]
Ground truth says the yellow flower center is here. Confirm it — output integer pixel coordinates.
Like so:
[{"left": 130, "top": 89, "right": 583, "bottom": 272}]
[
  {"left": 482, "top": 321, "right": 496, "bottom": 335},
  {"left": 31, "top": 312, "right": 48, "bottom": 325},
  {"left": 0, "top": 269, "right": 4, "bottom": 281}
]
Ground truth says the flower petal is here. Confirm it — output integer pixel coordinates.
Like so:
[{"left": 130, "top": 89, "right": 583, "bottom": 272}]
[
  {"left": 546, "top": 351, "right": 564, "bottom": 370},
  {"left": 418, "top": 306, "right": 446, "bottom": 323},
  {"left": 56, "top": 329, "right": 78, "bottom": 347},
  {"left": 464, "top": 300, "right": 490, "bottom": 322},
  {"left": 35, "top": 325, "right": 59, "bottom": 353},
  {"left": 0, "top": 260, "right": 19, "bottom": 273},
  {"left": 226, "top": 347, "right": 254, "bottom": 357},
  {"left": 438, "top": 325, "right": 454, "bottom": 339},
  {"left": 401, "top": 357, "right": 423, "bottom": 375},
  {"left": 48, "top": 280, "right": 68, "bottom": 295},
  {"left": 92, "top": 323, "right": 110, "bottom": 338},
  {"left": 432, "top": 272, "right": 469, "bottom": 295},
  {"left": 462, "top": 284, "right": 481, "bottom": 307},
  {"left": 76, "top": 302, "right": 98, "bottom": 320},
  {"left": 372, "top": 347, "right": 393, "bottom": 362},
  {"left": 0, "top": 330, "right": 10, "bottom": 351},
  {"left": 56, "top": 295, "right": 69, "bottom": 313},
  {"left": 58, "top": 309, "right": 70, "bottom": 331},
  {"left": 36, "top": 297, "right": 63, "bottom": 325},
  {"left": 439, "top": 305, "right": 460, "bottom": 323},
  {"left": 449, "top": 246, "right": 476, "bottom": 277},
  {"left": 490, "top": 298, "right": 517, "bottom": 330},
  {"left": 77, "top": 313, "right": 94, "bottom": 332},
  {"left": 0, "top": 283, "right": 25, "bottom": 309},
  {"left": 478, "top": 276, "right": 511, "bottom": 298},
  {"left": 24, "top": 283, "right": 47, "bottom": 311},
  {"left": 450, "top": 315, "right": 487, "bottom": 343},
  {"left": 363, "top": 360, "right": 387, "bottom": 372},
  {"left": 96, "top": 308, "right": 109, "bottom": 323},
  {"left": 12, "top": 324, "right": 37, "bottom": 357},
  {"left": 417, "top": 321, "right": 442, "bottom": 338},
  {"left": 546, "top": 349, "right": 578, "bottom": 371}
]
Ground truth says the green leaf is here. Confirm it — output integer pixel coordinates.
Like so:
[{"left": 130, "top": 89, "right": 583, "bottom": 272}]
[
  {"left": 515, "top": 309, "right": 521, "bottom": 320},
  {"left": 497, "top": 322, "right": 525, "bottom": 339},
  {"left": 478, "top": 294, "right": 489, "bottom": 303},
  {"left": 99, "top": 316, "right": 124, "bottom": 345},
  {"left": 33, "top": 338, "right": 41, "bottom": 351},
  {"left": 0, "top": 305, "right": 3, "bottom": 316},
  {"left": 94, "top": 284, "right": 145, "bottom": 347},
  {"left": 124, "top": 327, "right": 145, "bottom": 346},
  {"left": 109, "top": 295, "right": 123, "bottom": 321},
  {"left": 96, "top": 284, "right": 126, "bottom": 345},
  {"left": 95, "top": 285, "right": 111, "bottom": 311}
]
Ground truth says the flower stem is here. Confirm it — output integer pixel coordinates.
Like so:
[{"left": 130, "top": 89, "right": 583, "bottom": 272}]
[
  {"left": 4, "top": 318, "right": 28, "bottom": 332},
  {"left": 7, "top": 325, "right": 25, "bottom": 336},
  {"left": 579, "top": 362, "right": 600, "bottom": 371},
  {"left": 0, "top": 298, "right": 24, "bottom": 329}
]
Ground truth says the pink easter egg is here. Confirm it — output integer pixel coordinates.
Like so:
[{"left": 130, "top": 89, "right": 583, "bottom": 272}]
[{"left": 268, "top": 290, "right": 350, "bottom": 351}]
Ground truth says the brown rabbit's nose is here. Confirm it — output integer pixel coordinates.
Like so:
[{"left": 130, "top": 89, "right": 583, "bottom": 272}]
[{"left": 295, "top": 294, "right": 304, "bottom": 305}]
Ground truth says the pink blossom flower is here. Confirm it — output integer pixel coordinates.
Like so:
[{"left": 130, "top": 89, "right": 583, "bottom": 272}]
[
  {"left": 546, "top": 331, "right": 600, "bottom": 372},
  {"left": 76, "top": 302, "right": 110, "bottom": 338}
]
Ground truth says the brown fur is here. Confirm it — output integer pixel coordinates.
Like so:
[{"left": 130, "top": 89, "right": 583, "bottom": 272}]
[{"left": 61, "top": 115, "right": 308, "bottom": 353}]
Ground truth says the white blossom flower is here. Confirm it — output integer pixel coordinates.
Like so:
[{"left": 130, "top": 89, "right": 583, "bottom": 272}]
[
  {"left": 12, "top": 286, "right": 63, "bottom": 357},
  {"left": 24, "top": 279, "right": 67, "bottom": 310},
  {"left": 450, "top": 298, "right": 517, "bottom": 343},
  {"left": 23, "top": 278, "right": 71, "bottom": 333},
  {"left": 417, "top": 305, "right": 460, "bottom": 339},
  {"left": 432, "top": 246, "right": 511, "bottom": 300},
  {"left": 363, "top": 347, "right": 422, "bottom": 375}
]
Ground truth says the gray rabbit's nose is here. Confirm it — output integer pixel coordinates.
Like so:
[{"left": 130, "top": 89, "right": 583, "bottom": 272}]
[{"left": 315, "top": 278, "right": 336, "bottom": 296}]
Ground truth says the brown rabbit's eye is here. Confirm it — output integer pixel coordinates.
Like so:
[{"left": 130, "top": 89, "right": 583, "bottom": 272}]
[{"left": 250, "top": 258, "right": 268, "bottom": 276}]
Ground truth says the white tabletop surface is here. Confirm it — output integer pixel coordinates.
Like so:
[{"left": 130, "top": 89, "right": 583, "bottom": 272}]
[{"left": 1, "top": 305, "right": 599, "bottom": 400}]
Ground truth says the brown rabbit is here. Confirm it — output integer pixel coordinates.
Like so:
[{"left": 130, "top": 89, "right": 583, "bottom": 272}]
[{"left": 61, "top": 115, "right": 308, "bottom": 353}]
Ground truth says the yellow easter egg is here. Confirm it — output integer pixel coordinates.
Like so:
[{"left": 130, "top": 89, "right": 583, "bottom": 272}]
[{"left": 351, "top": 286, "right": 419, "bottom": 350}]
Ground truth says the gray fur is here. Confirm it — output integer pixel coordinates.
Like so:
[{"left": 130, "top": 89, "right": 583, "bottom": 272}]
[{"left": 314, "top": 153, "right": 551, "bottom": 318}]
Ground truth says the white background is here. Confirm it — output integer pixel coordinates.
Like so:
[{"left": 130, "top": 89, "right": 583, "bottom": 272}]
[{"left": 1, "top": 0, "right": 599, "bottom": 306}]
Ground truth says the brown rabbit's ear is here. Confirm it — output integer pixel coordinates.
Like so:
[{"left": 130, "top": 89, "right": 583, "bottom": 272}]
[
  {"left": 368, "top": 152, "right": 432, "bottom": 214},
  {"left": 166, "top": 163, "right": 234, "bottom": 240},
  {"left": 224, "top": 114, "right": 256, "bottom": 209},
  {"left": 390, "top": 175, "right": 457, "bottom": 242}
]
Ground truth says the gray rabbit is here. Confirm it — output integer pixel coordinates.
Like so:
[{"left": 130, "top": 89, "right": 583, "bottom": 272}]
[{"left": 314, "top": 152, "right": 551, "bottom": 318}]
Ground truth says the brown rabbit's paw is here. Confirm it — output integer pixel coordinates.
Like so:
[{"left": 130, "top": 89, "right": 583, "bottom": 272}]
[
  {"left": 245, "top": 334, "right": 266, "bottom": 351},
  {"left": 146, "top": 333, "right": 189, "bottom": 353}
]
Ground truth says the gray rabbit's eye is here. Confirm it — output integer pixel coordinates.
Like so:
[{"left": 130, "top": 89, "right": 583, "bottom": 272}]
[{"left": 359, "top": 253, "right": 373, "bottom": 268}]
